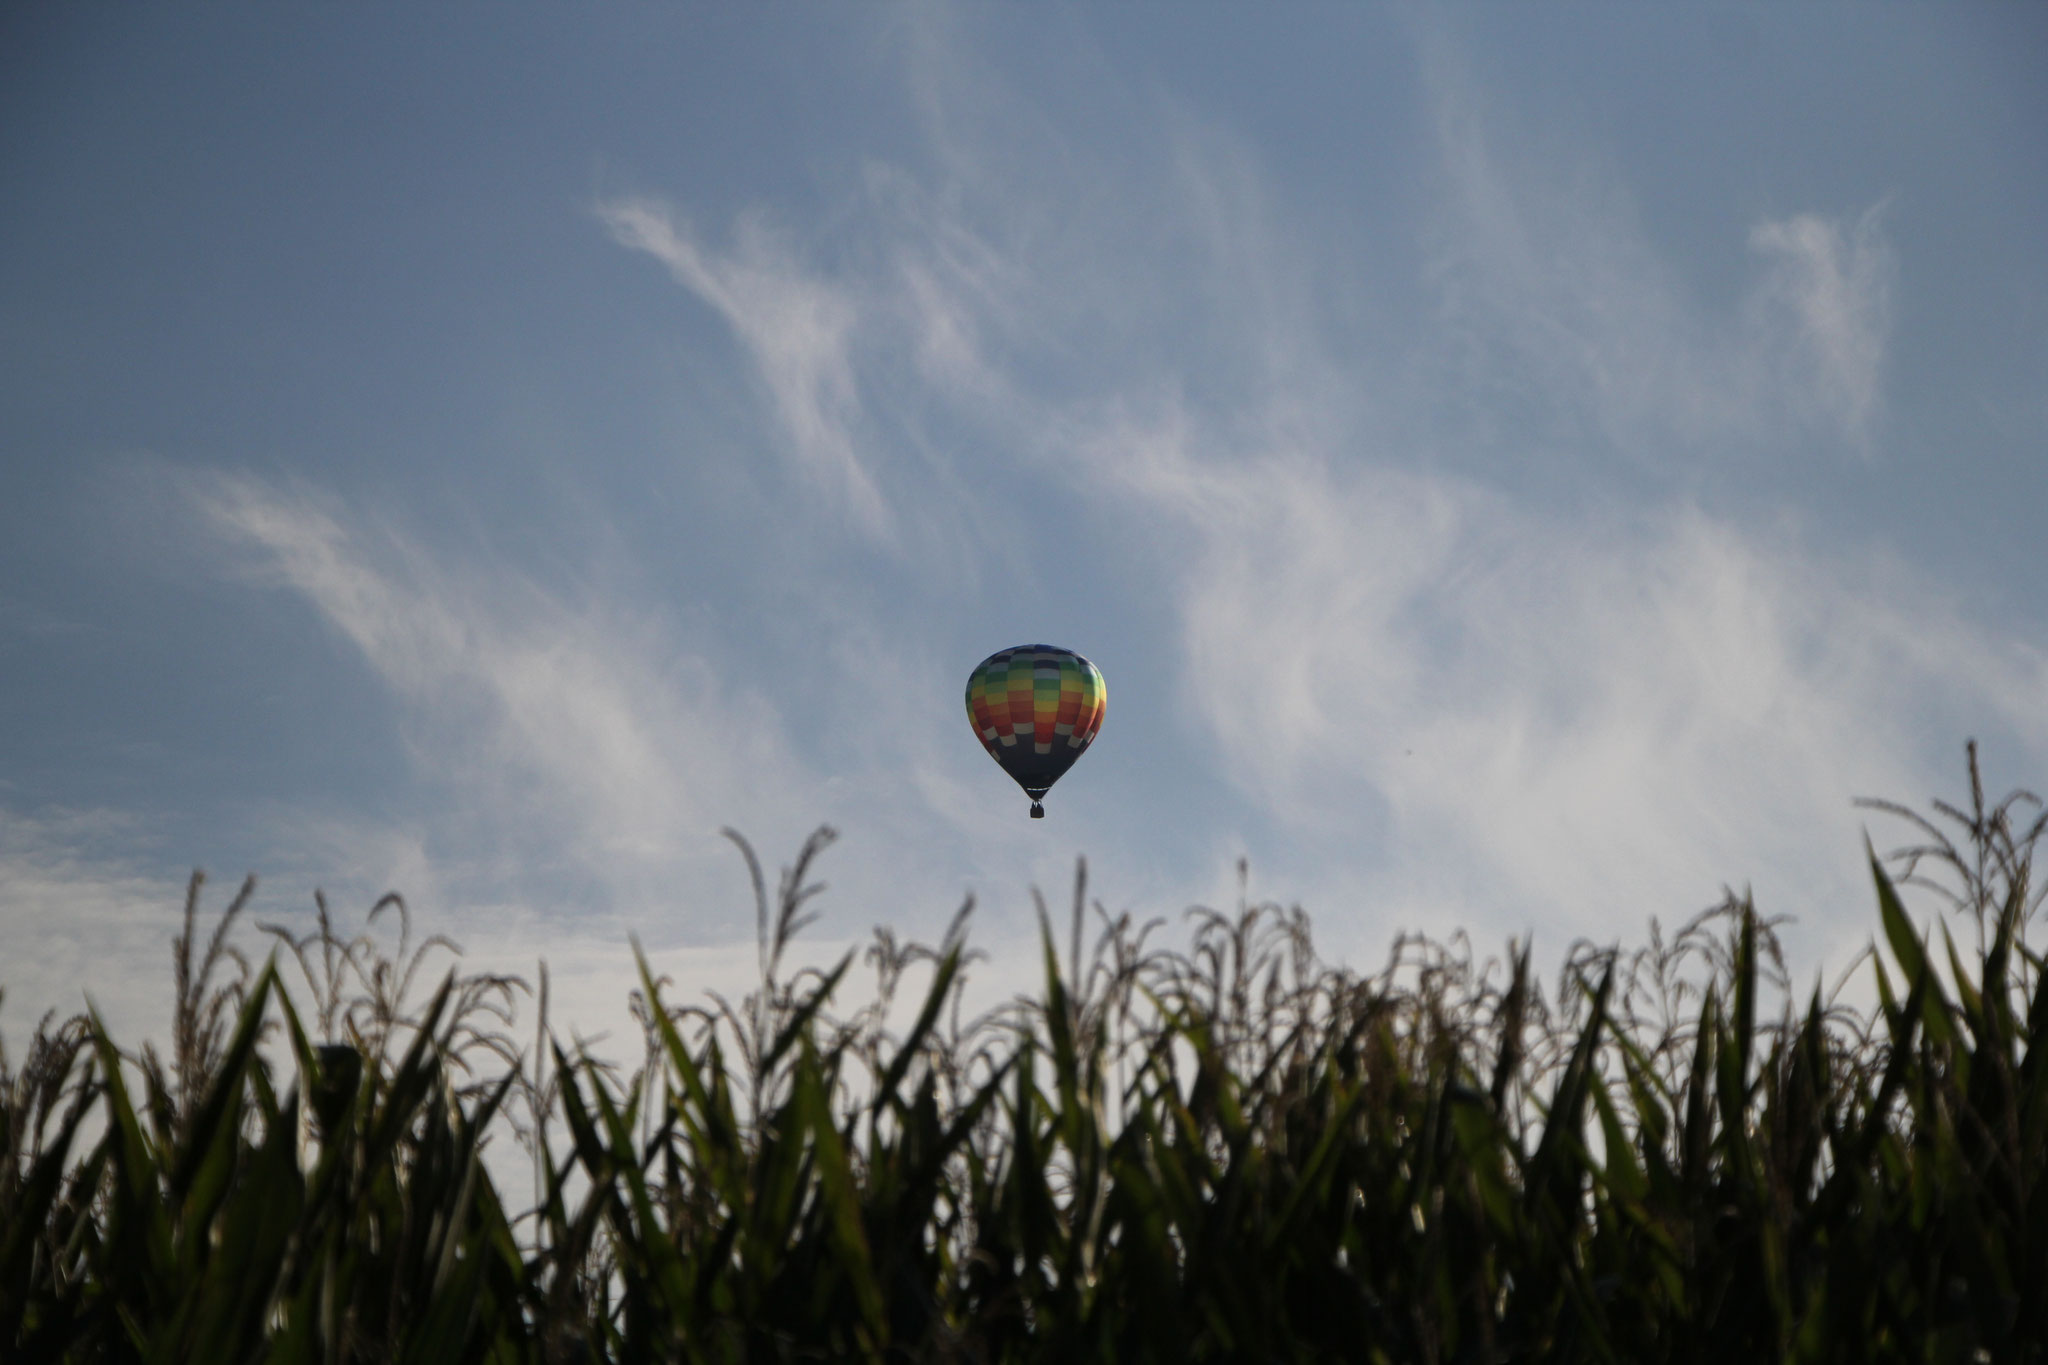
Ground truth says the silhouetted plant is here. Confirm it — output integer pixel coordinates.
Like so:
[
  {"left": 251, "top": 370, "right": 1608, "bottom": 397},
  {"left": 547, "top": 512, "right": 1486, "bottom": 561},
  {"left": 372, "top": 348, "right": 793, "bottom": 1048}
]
[{"left": 2, "top": 743, "right": 2044, "bottom": 1361}]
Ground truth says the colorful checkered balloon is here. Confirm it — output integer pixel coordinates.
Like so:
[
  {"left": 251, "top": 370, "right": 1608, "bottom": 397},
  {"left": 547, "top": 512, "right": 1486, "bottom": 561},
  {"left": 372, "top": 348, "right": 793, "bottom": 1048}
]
[{"left": 965, "top": 645, "right": 1106, "bottom": 818}]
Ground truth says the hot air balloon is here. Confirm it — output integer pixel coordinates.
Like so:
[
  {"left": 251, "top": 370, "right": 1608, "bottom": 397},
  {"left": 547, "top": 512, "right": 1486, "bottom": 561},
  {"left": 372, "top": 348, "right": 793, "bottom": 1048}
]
[{"left": 965, "top": 645, "right": 1106, "bottom": 818}]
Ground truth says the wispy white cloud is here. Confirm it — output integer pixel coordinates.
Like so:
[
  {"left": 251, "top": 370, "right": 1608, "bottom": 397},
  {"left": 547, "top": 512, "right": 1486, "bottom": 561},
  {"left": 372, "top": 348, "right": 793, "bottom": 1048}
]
[
  {"left": 1747, "top": 206, "right": 1895, "bottom": 444},
  {"left": 192, "top": 473, "right": 1084, "bottom": 970},
  {"left": 199, "top": 474, "right": 813, "bottom": 922},
  {"left": 1083, "top": 395, "right": 2047, "bottom": 967},
  {"left": 577, "top": 14, "right": 2024, "bottom": 980},
  {"left": 911, "top": 25, "right": 2018, "bottom": 961},
  {"left": 598, "top": 198, "right": 890, "bottom": 540},
  {"left": 1420, "top": 40, "right": 1717, "bottom": 451},
  {"left": 1418, "top": 34, "right": 1897, "bottom": 457}
]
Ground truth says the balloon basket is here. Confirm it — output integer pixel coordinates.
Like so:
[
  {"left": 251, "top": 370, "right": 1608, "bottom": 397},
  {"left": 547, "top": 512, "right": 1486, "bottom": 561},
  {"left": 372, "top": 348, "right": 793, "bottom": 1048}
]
[{"left": 1029, "top": 803, "right": 1044, "bottom": 818}]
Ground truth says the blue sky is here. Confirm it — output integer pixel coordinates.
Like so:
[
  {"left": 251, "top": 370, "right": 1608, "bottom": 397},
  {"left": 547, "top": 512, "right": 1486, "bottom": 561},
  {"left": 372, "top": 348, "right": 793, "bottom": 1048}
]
[{"left": 4, "top": 4, "right": 2045, "bottom": 1047}]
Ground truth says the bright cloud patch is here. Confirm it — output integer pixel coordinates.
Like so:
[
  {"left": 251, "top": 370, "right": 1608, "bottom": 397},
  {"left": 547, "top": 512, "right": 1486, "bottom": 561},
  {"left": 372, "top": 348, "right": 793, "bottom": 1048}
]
[
  {"left": 0, "top": 808, "right": 186, "bottom": 1048},
  {"left": 1099, "top": 412, "right": 2046, "bottom": 956}
]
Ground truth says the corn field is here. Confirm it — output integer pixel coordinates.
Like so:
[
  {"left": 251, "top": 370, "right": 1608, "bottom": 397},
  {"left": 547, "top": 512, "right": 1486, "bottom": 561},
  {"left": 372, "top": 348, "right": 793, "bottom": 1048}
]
[{"left": 4, "top": 745, "right": 2045, "bottom": 1363}]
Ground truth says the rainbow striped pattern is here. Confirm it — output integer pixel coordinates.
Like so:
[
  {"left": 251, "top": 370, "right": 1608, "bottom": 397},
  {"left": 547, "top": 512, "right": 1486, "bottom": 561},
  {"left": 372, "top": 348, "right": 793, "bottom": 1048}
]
[{"left": 965, "top": 645, "right": 1106, "bottom": 797}]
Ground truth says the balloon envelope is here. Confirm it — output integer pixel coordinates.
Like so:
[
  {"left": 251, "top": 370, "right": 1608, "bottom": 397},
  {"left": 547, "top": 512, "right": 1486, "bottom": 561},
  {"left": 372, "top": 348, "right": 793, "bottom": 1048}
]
[{"left": 965, "top": 645, "right": 1106, "bottom": 815}]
